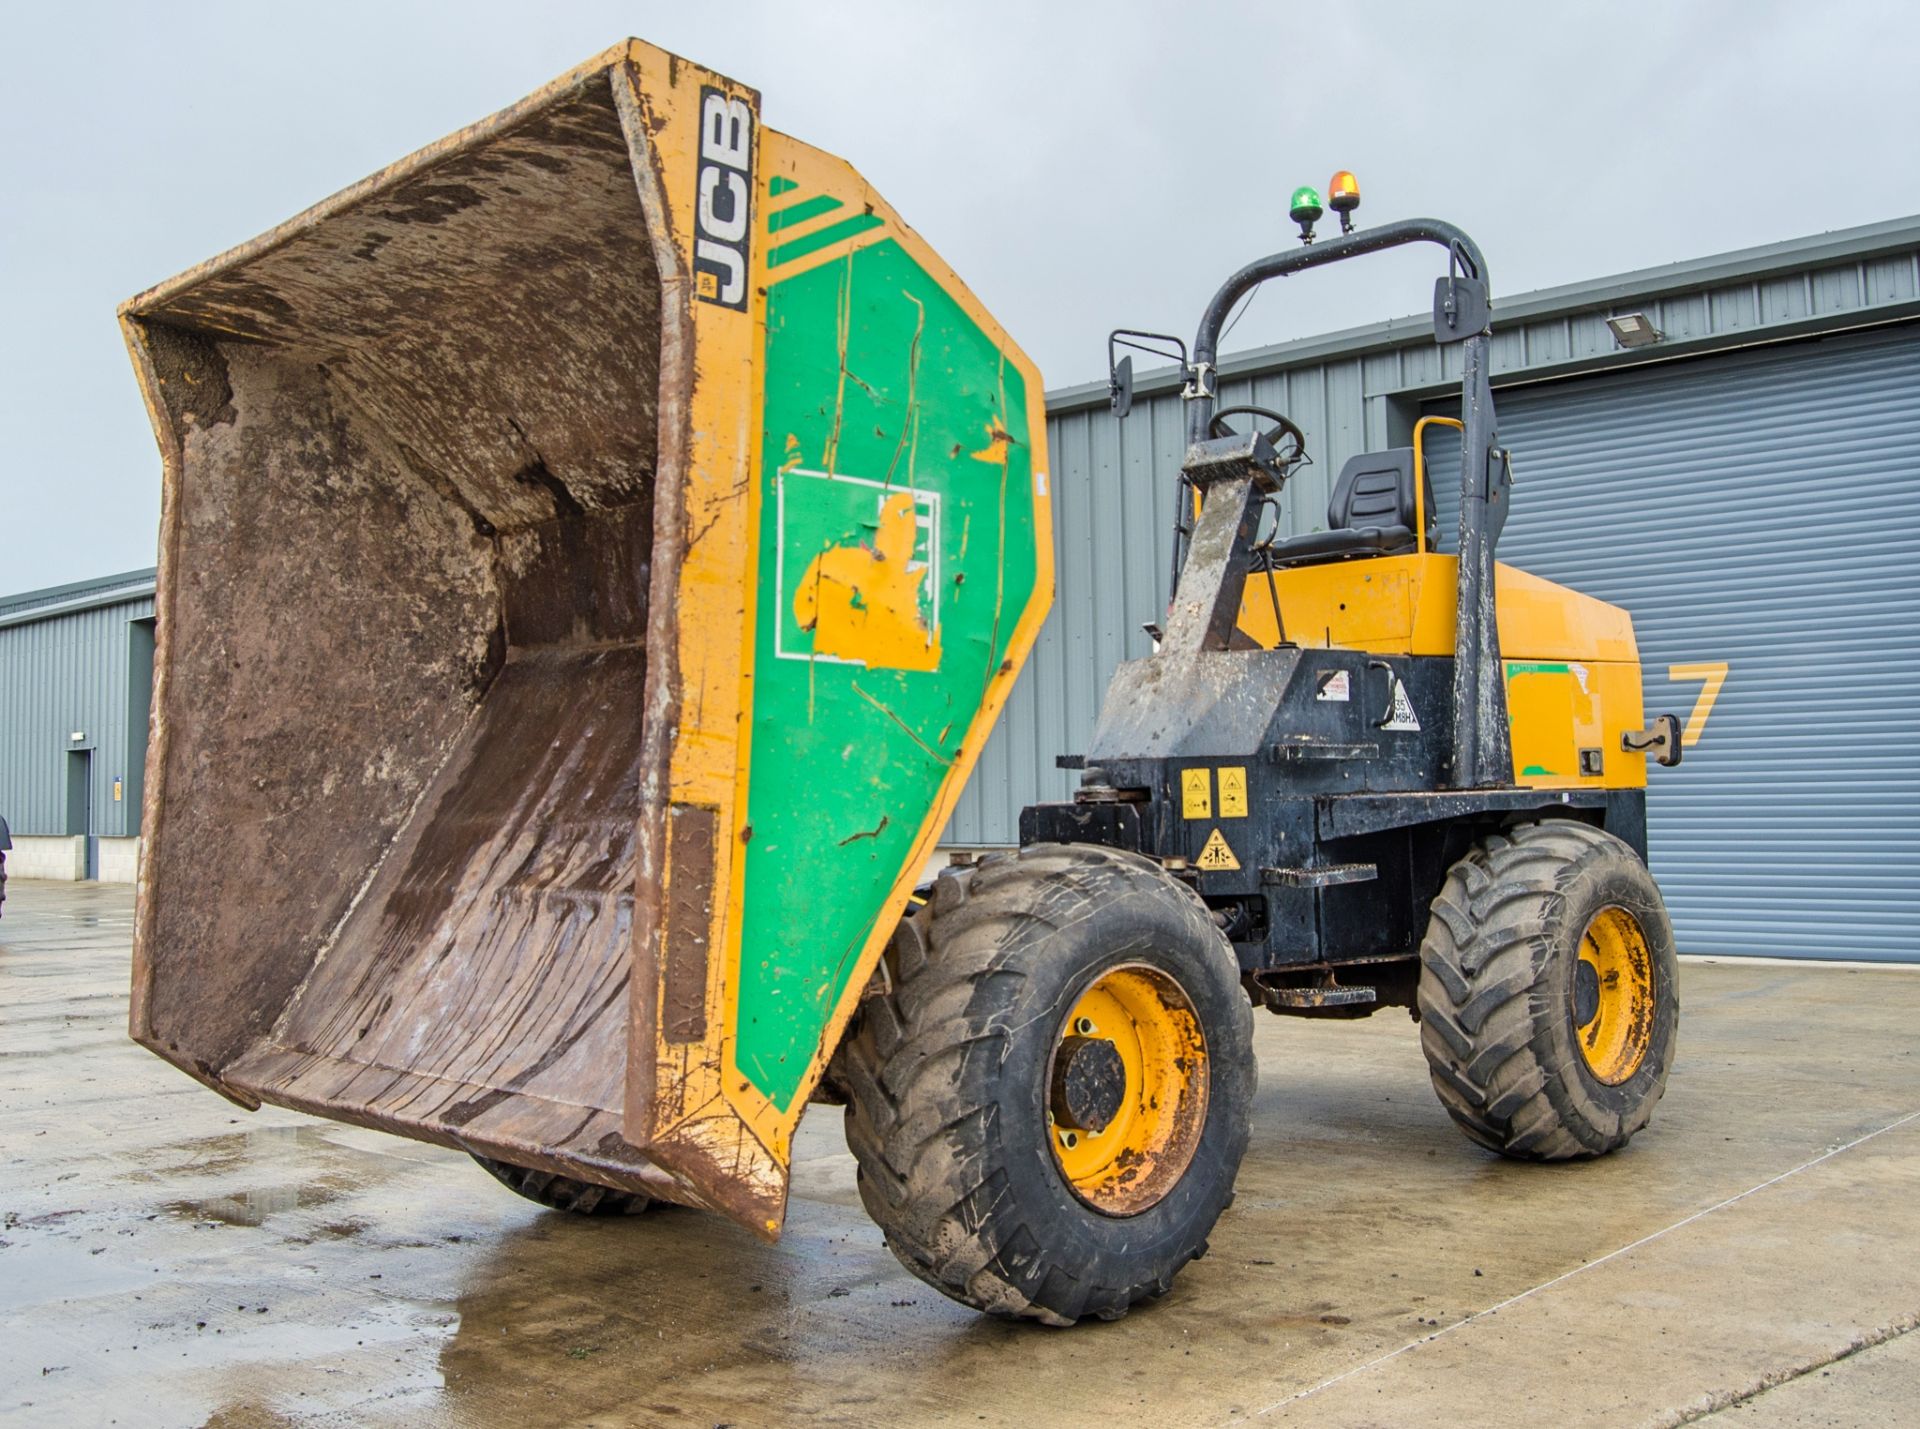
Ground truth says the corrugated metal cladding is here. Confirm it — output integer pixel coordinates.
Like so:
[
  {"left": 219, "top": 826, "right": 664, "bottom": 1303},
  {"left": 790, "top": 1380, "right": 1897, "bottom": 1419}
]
[
  {"left": 0, "top": 580, "right": 156, "bottom": 843},
  {"left": 1420, "top": 324, "right": 1920, "bottom": 962},
  {"left": 943, "top": 216, "right": 1920, "bottom": 963}
]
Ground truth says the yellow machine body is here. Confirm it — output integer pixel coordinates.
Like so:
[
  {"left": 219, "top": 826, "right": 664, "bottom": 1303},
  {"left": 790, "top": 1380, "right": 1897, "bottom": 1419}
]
[
  {"left": 1230, "top": 412, "right": 1647, "bottom": 791},
  {"left": 1235, "top": 556, "right": 1647, "bottom": 790}
]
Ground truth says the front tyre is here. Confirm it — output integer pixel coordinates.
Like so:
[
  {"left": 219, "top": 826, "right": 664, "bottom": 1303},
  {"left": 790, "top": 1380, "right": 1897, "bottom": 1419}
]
[
  {"left": 1417, "top": 819, "right": 1679, "bottom": 1159},
  {"left": 839, "top": 844, "right": 1255, "bottom": 1325}
]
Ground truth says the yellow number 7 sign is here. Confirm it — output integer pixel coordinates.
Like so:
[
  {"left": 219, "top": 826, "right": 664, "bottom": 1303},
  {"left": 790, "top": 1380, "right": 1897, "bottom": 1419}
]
[{"left": 1667, "top": 662, "right": 1729, "bottom": 747}]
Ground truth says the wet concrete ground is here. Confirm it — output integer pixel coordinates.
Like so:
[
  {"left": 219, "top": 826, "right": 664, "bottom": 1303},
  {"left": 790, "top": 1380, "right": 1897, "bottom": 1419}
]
[{"left": 2, "top": 879, "right": 1915, "bottom": 1428}]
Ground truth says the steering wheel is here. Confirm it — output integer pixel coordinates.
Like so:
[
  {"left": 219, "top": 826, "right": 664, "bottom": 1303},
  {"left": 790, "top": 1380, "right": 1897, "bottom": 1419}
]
[{"left": 1208, "top": 405, "right": 1307, "bottom": 468}]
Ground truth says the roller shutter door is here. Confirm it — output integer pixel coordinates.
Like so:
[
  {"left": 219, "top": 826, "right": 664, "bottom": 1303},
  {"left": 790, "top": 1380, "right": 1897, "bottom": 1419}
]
[{"left": 1427, "top": 323, "right": 1920, "bottom": 962}]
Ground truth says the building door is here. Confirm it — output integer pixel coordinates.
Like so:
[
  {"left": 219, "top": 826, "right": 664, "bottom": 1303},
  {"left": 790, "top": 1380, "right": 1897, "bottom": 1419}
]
[
  {"left": 67, "top": 747, "right": 94, "bottom": 880},
  {"left": 1425, "top": 323, "right": 1920, "bottom": 962},
  {"left": 127, "top": 618, "right": 156, "bottom": 834}
]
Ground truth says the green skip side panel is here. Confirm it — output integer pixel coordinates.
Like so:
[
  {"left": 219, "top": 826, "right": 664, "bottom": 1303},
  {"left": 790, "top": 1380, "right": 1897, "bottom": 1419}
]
[
  {"left": 768, "top": 213, "right": 885, "bottom": 268},
  {"left": 736, "top": 237, "right": 1039, "bottom": 1111},
  {"left": 767, "top": 193, "right": 844, "bottom": 232}
]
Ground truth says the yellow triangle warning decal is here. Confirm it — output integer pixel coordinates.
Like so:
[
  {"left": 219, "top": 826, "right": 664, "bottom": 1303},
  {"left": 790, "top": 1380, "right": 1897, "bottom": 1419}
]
[{"left": 1197, "top": 827, "right": 1241, "bottom": 871}]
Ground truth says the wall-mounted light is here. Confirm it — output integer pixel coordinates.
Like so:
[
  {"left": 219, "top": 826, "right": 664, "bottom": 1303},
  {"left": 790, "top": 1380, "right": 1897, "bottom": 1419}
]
[
  {"left": 70, "top": 730, "right": 86, "bottom": 742},
  {"left": 1606, "top": 312, "right": 1663, "bottom": 349}
]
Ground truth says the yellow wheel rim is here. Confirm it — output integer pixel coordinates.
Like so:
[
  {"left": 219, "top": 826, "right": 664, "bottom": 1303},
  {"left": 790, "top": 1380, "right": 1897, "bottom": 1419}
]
[
  {"left": 1047, "top": 965, "right": 1208, "bottom": 1216},
  {"left": 1574, "top": 905, "right": 1655, "bottom": 1085}
]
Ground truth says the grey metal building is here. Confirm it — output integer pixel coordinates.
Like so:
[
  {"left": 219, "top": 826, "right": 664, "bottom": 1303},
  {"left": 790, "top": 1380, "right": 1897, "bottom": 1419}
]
[
  {"left": 949, "top": 215, "right": 1920, "bottom": 963},
  {"left": 0, "top": 568, "right": 156, "bottom": 881},
  {"left": 5, "top": 221, "right": 1916, "bottom": 958}
]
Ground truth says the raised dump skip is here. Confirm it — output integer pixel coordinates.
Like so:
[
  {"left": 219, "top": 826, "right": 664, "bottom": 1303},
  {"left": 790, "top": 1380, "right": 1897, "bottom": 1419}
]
[{"left": 122, "top": 39, "right": 1051, "bottom": 1234}]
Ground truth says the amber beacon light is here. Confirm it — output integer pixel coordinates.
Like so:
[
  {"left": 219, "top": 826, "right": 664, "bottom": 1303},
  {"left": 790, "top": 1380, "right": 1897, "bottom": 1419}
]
[{"left": 1329, "top": 170, "right": 1361, "bottom": 233}]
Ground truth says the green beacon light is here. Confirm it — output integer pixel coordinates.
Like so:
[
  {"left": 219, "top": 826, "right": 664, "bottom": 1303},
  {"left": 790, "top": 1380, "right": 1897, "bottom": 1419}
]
[{"left": 1289, "top": 185, "right": 1324, "bottom": 245}]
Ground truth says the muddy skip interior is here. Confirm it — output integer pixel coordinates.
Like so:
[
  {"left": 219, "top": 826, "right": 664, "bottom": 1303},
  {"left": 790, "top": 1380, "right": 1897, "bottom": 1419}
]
[{"left": 122, "top": 76, "right": 689, "bottom": 1199}]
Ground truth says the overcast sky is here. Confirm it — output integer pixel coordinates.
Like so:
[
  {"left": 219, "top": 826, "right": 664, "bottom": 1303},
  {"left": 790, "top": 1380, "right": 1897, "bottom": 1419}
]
[{"left": 4, "top": 0, "right": 1917, "bottom": 594}]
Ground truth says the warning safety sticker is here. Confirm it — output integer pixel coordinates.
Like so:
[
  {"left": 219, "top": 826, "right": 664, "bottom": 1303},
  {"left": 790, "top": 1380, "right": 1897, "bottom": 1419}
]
[
  {"left": 1197, "top": 828, "right": 1241, "bottom": 871},
  {"left": 1382, "top": 677, "right": 1421, "bottom": 731}
]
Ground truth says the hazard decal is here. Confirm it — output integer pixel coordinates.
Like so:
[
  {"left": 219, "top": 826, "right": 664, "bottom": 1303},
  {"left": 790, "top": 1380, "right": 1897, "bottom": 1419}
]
[
  {"left": 1217, "top": 766, "right": 1248, "bottom": 818},
  {"left": 1180, "top": 768, "right": 1212, "bottom": 819},
  {"left": 1197, "top": 828, "right": 1241, "bottom": 871},
  {"left": 1382, "top": 676, "right": 1421, "bottom": 732}
]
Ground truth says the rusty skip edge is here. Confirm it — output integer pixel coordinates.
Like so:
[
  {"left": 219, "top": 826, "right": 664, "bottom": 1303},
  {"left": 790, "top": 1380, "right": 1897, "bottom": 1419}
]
[
  {"left": 118, "top": 41, "right": 646, "bottom": 326},
  {"left": 120, "top": 44, "right": 783, "bottom": 1231},
  {"left": 606, "top": 54, "right": 790, "bottom": 1235},
  {"left": 612, "top": 55, "right": 802, "bottom": 1239}
]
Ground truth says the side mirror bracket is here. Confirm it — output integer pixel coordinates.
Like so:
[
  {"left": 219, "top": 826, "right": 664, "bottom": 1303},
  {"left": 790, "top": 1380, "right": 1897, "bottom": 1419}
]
[
  {"left": 1623, "top": 712, "right": 1684, "bottom": 768},
  {"left": 1106, "top": 329, "right": 1188, "bottom": 421},
  {"left": 1109, "top": 354, "right": 1133, "bottom": 419},
  {"left": 1433, "top": 274, "right": 1490, "bottom": 343}
]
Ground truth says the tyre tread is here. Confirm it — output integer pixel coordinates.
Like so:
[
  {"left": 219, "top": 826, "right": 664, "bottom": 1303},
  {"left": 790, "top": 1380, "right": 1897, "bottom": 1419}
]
[
  {"left": 471, "top": 1155, "right": 657, "bottom": 1216},
  {"left": 841, "top": 845, "right": 1248, "bottom": 1325},
  {"left": 1415, "top": 818, "right": 1676, "bottom": 1161}
]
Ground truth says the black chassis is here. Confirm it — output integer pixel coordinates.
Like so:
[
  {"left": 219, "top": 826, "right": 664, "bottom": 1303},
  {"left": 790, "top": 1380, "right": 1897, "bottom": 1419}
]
[
  {"left": 1019, "top": 643, "right": 1647, "bottom": 1004},
  {"left": 1020, "top": 217, "right": 1646, "bottom": 1014}
]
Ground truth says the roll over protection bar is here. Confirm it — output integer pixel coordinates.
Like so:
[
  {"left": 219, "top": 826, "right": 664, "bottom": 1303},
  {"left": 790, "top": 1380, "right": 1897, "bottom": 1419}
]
[{"left": 1174, "top": 219, "right": 1512, "bottom": 790}]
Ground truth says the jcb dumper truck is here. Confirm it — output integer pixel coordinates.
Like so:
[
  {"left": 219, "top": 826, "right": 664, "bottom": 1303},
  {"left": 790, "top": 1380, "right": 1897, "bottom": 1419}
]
[{"left": 125, "top": 39, "right": 1682, "bottom": 1326}]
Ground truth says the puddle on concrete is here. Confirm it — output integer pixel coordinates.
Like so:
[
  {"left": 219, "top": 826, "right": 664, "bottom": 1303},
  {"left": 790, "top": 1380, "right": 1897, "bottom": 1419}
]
[
  {"left": 123, "top": 1122, "right": 393, "bottom": 1185},
  {"left": 163, "top": 1181, "right": 347, "bottom": 1228}
]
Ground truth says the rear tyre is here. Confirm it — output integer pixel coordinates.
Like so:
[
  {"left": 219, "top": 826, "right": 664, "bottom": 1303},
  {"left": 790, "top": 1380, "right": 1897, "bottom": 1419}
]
[
  {"left": 839, "top": 844, "right": 1255, "bottom": 1325},
  {"left": 1417, "top": 819, "right": 1679, "bottom": 1159},
  {"left": 471, "top": 1155, "right": 657, "bottom": 1216}
]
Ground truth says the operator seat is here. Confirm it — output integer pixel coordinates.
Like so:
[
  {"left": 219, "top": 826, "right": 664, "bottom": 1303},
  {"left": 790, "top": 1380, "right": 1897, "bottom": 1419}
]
[{"left": 1264, "top": 447, "right": 1437, "bottom": 567}]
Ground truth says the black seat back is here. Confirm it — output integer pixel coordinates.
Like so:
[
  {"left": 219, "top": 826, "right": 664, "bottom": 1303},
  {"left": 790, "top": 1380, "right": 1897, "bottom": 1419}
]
[
  {"left": 1260, "top": 446, "right": 1443, "bottom": 568},
  {"left": 1328, "top": 448, "right": 1435, "bottom": 543}
]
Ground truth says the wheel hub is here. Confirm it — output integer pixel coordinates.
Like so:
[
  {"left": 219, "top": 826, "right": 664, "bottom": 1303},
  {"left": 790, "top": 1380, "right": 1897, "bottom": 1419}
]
[
  {"left": 1572, "top": 959, "right": 1601, "bottom": 1027},
  {"left": 1050, "top": 1035, "right": 1127, "bottom": 1133},
  {"left": 1047, "top": 964, "right": 1210, "bottom": 1216},
  {"left": 1573, "top": 904, "right": 1655, "bottom": 1085}
]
